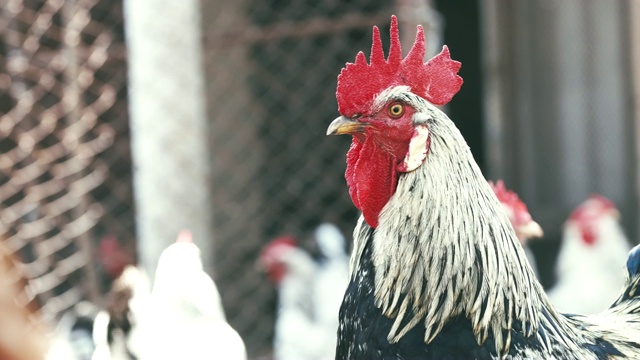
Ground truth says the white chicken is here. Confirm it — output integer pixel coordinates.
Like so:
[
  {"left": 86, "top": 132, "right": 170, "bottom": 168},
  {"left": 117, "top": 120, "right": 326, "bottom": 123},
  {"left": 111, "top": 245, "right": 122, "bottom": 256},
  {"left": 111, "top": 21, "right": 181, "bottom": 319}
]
[
  {"left": 311, "top": 223, "right": 349, "bottom": 334},
  {"left": 260, "top": 226, "right": 348, "bottom": 360},
  {"left": 135, "top": 230, "right": 246, "bottom": 360},
  {"left": 548, "top": 195, "right": 631, "bottom": 314}
]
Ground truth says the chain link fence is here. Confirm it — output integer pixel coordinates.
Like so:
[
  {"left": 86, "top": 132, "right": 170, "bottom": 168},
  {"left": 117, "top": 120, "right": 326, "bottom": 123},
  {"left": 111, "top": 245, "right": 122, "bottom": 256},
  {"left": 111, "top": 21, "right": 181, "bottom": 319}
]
[
  {"left": 203, "top": 2, "right": 397, "bottom": 357},
  {"left": 2, "top": 0, "right": 638, "bottom": 359},
  {"left": 0, "top": 0, "right": 132, "bottom": 322},
  {"left": 0, "top": 0, "right": 434, "bottom": 358}
]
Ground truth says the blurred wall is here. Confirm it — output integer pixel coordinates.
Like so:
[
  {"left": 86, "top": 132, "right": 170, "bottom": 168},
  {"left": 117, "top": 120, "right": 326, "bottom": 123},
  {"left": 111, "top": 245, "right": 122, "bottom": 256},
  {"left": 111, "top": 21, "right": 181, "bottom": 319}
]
[{"left": 481, "top": 0, "right": 637, "bottom": 287}]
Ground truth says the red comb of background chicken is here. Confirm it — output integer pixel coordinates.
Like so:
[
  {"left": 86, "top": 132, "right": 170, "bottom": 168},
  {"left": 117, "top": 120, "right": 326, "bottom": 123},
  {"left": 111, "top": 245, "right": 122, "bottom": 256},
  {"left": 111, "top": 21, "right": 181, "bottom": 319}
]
[
  {"left": 99, "top": 235, "right": 134, "bottom": 280},
  {"left": 261, "top": 236, "right": 297, "bottom": 259},
  {"left": 259, "top": 236, "right": 298, "bottom": 283},
  {"left": 568, "top": 194, "right": 618, "bottom": 246},
  {"left": 489, "top": 180, "right": 533, "bottom": 228},
  {"left": 336, "top": 15, "right": 463, "bottom": 117},
  {"left": 568, "top": 195, "right": 617, "bottom": 222},
  {"left": 176, "top": 229, "right": 193, "bottom": 243}
]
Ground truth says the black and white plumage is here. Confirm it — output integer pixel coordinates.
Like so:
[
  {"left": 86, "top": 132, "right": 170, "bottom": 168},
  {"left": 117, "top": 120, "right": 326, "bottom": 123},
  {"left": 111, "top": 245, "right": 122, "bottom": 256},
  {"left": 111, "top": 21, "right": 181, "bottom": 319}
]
[{"left": 328, "top": 17, "right": 640, "bottom": 360}]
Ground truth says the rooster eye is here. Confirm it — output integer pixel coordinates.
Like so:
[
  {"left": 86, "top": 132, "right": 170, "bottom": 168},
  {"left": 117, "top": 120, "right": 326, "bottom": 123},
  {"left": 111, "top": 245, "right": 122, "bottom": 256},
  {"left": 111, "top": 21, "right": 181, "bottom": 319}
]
[{"left": 388, "top": 102, "right": 404, "bottom": 118}]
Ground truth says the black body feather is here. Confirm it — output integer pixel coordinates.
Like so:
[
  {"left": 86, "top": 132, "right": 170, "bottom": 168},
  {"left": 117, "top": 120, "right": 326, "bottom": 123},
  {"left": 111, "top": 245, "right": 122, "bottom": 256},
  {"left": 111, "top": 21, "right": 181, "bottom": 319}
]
[{"left": 336, "top": 228, "right": 637, "bottom": 360}]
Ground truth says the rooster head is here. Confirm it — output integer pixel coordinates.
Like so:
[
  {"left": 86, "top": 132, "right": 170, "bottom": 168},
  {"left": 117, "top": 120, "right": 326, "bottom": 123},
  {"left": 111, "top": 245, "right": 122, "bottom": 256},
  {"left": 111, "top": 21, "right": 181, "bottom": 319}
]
[
  {"left": 258, "top": 236, "right": 298, "bottom": 283},
  {"left": 326, "top": 16, "right": 463, "bottom": 228},
  {"left": 489, "top": 180, "right": 543, "bottom": 244},
  {"left": 566, "top": 194, "right": 619, "bottom": 246}
]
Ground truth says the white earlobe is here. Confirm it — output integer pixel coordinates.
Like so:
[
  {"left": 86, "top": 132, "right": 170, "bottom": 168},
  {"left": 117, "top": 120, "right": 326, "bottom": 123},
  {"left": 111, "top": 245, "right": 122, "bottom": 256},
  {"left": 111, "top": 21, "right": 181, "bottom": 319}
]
[{"left": 397, "top": 125, "right": 429, "bottom": 172}]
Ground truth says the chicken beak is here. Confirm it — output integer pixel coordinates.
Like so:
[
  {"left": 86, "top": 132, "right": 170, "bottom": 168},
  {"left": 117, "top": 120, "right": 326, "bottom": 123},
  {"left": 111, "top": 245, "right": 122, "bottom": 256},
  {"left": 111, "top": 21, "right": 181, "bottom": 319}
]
[
  {"left": 517, "top": 220, "right": 544, "bottom": 240},
  {"left": 326, "top": 116, "right": 367, "bottom": 135},
  {"left": 610, "top": 209, "right": 621, "bottom": 220}
]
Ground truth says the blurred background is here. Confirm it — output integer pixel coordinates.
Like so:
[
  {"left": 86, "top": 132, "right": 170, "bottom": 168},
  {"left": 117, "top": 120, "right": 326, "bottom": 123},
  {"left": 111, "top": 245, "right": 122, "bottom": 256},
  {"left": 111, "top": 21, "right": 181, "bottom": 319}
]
[{"left": 0, "top": 0, "right": 639, "bottom": 358}]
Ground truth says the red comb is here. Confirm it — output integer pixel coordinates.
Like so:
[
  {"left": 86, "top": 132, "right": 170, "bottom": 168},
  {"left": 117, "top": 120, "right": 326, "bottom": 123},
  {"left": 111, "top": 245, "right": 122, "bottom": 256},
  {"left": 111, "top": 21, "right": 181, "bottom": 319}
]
[
  {"left": 336, "top": 15, "right": 463, "bottom": 117},
  {"left": 260, "top": 236, "right": 297, "bottom": 261},
  {"left": 589, "top": 194, "right": 616, "bottom": 211},
  {"left": 489, "top": 180, "right": 533, "bottom": 227},
  {"left": 176, "top": 230, "right": 193, "bottom": 243},
  {"left": 265, "top": 235, "right": 296, "bottom": 250},
  {"left": 568, "top": 194, "right": 618, "bottom": 246},
  {"left": 260, "top": 236, "right": 297, "bottom": 283},
  {"left": 568, "top": 194, "right": 617, "bottom": 222}
]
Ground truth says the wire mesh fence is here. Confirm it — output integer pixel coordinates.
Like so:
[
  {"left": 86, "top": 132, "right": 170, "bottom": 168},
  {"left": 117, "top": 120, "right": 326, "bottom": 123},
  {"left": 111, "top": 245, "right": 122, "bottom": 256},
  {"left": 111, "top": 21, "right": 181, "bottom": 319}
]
[
  {"left": 3, "top": 0, "right": 635, "bottom": 359},
  {"left": 0, "top": 0, "right": 428, "bottom": 357},
  {"left": 0, "top": 0, "right": 132, "bottom": 323},
  {"left": 202, "top": 2, "right": 398, "bottom": 357}
]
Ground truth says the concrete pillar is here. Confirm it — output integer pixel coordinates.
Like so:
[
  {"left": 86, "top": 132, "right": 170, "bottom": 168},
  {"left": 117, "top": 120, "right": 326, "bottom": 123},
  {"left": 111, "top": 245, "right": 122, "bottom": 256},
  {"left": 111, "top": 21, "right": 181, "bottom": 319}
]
[{"left": 124, "top": 0, "right": 214, "bottom": 278}]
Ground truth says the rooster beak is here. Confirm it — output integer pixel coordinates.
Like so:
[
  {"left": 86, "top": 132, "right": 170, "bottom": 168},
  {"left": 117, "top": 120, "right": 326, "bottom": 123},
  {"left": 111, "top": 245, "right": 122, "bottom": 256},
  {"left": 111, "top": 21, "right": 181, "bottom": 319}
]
[{"left": 327, "top": 116, "right": 367, "bottom": 135}]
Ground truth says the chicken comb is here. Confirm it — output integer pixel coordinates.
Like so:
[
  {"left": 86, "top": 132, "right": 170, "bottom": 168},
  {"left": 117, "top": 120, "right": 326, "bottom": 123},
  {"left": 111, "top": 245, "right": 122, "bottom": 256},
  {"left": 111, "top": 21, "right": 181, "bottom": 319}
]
[
  {"left": 176, "top": 229, "right": 193, "bottom": 243},
  {"left": 489, "top": 180, "right": 533, "bottom": 227},
  {"left": 260, "top": 236, "right": 297, "bottom": 260},
  {"left": 568, "top": 194, "right": 617, "bottom": 222},
  {"left": 567, "top": 194, "right": 618, "bottom": 246},
  {"left": 336, "top": 15, "right": 463, "bottom": 117}
]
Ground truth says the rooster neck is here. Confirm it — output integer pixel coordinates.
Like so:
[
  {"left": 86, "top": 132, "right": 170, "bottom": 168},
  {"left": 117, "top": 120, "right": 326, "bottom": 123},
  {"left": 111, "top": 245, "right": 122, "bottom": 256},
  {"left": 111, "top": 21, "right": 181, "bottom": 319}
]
[{"left": 347, "top": 113, "right": 564, "bottom": 355}]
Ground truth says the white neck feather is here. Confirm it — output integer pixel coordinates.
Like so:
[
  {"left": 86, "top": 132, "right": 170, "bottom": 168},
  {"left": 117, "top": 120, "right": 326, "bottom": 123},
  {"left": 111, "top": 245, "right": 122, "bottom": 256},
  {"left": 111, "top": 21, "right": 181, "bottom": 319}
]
[{"left": 349, "top": 104, "right": 565, "bottom": 353}]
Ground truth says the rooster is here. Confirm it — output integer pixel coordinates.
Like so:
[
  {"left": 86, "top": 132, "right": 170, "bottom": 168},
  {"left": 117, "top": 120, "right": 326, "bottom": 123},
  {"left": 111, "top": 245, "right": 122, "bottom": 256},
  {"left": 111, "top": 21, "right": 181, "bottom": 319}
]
[
  {"left": 327, "top": 15, "right": 640, "bottom": 359},
  {"left": 489, "top": 180, "right": 544, "bottom": 276},
  {"left": 548, "top": 195, "right": 631, "bottom": 314}
]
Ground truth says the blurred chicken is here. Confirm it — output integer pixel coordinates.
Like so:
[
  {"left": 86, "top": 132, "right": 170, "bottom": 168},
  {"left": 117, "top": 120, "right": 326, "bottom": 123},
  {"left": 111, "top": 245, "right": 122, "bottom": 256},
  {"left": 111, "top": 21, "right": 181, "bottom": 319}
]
[
  {"left": 260, "top": 236, "right": 321, "bottom": 360},
  {"left": 135, "top": 230, "right": 246, "bottom": 360},
  {"left": 92, "top": 265, "right": 150, "bottom": 360},
  {"left": 489, "top": 180, "right": 544, "bottom": 275},
  {"left": 260, "top": 225, "right": 348, "bottom": 360},
  {"left": 49, "top": 301, "right": 102, "bottom": 360},
  {"left": 99, "top": 235, "right": 135, "bottom": 284},
  {"left": 548, "top": 195, "right": 631, "bottom": 314},
  {"left": 91, "top": 234, "right": 149, "bottom": 360},
  {"left": 311, "top": 223, "right": 349, "bottom": 333}
]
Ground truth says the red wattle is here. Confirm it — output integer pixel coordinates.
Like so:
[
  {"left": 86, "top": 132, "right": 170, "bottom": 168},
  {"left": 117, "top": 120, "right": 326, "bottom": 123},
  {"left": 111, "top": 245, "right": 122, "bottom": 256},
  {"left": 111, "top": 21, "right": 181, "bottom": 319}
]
[
  {"left": 580, "top": 227, "right": 597, "bottom": 246},
  {"left": 346, "top": 137, "right": 398, "bottom": 228},
  {"left": 346, "top": 139, "right": 363, "bottom": 210}
]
